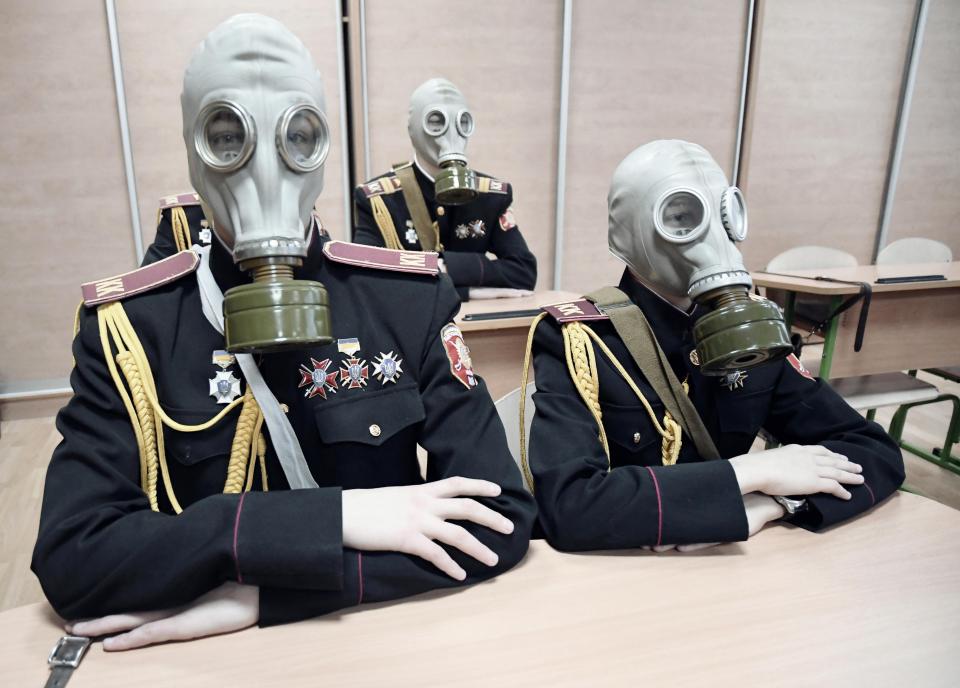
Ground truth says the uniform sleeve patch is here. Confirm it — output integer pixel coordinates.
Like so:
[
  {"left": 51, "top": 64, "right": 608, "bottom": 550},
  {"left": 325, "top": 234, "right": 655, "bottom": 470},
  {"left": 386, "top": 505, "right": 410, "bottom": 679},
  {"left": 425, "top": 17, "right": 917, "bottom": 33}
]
[
  {"left": 542, "top": 299, "right": 609, "bottom": 323},
  {"left": 787, "top": 353, "right": 815, "bottom": 381},
  {"left": 441, "top": 323, "right": 477, "bottom": 389},
  {"left": 499, "top": 206, "right": 517, "bottom": 231},
  {"left": 81, "top": 250, "right": 199, "bottom": 306}
]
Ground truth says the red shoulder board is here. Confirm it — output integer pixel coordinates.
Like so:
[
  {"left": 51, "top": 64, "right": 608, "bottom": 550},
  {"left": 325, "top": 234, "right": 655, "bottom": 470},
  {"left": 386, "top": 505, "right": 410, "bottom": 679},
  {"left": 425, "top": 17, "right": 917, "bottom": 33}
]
[
  {"left": 359, "top": 176, "right": 401, "bottom": 199},
  {"left": 479, "top": 177, "right": 510, "bottom": 195},
  {"left": 542, "top": 299, "right": 609, "bottom": 323},
  {"left": 158, "top": 192, "right": 201, "bottom": 209},
  {"left": 322, "top": 241, "right": 439, "bottom": 276},
  {"left": 81, "top": 251, "right": 199, "bottom": 306}
]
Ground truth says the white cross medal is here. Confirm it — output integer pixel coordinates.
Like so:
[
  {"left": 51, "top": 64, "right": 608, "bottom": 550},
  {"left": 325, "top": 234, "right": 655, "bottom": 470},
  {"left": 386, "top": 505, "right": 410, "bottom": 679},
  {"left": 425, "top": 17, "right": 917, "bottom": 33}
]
[
  {"left": 405, "top": 220, "right": 418, "bottom": 245},
  {"left": 209, "top": 350, "right": 241, "bottom": 404},
  {"left": 373, "top": 351, "right": 404, "bottom": 384}
]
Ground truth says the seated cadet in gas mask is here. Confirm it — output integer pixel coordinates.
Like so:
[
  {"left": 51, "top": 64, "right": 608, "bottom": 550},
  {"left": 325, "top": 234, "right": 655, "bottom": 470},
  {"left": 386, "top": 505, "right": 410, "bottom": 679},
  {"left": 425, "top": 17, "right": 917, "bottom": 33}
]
[
  {"left": 520, "top": 140, "right": 904, "bottom": 552},
  {"left": 32, "top": 14, "right": 535, "bottom": 650},
  {"left": 351, "top": 78, "right": 538, "bottom": 301}
]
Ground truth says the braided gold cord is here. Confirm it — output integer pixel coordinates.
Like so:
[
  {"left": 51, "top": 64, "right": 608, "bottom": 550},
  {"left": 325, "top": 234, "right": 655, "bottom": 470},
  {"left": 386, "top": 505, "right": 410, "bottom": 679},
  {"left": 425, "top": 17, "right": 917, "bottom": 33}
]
[
  {"left": 371, "top": 195, "right": 403, "bottom": 250},
  {"left": 117, "top": 352, "right": 160, "bottom": 510},
  {"left": 562, "top": 322, "right": 611, "bottom": 463},
  {"left": 170, "top": 206, "right": 192, "bottom": 252},
  {"left": 225, "top": 392, "right": 259, "bottom": 494}
]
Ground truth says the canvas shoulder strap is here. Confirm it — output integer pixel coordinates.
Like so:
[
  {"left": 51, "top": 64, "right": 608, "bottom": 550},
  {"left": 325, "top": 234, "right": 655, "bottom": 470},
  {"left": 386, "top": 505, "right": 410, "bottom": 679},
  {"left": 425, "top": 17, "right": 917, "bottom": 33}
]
[
  {"left": 585, "top": 286, "right": 720, "bottom": 461},
  {"left": 392, "top": 162, "right": 438, "bottom": 251}
]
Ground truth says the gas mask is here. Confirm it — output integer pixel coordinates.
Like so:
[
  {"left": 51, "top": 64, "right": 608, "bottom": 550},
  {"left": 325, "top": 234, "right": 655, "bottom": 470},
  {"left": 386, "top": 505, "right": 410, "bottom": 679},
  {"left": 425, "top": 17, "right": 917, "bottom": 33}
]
[
  {"left": 182, "top": 14, "right": 332, "bottom": 353},
  {"left": 408, "top": 78, "right": 477, "bottom": 205},
  {"left": 608, "top": 140, "right": 791, "bottom": 375}
]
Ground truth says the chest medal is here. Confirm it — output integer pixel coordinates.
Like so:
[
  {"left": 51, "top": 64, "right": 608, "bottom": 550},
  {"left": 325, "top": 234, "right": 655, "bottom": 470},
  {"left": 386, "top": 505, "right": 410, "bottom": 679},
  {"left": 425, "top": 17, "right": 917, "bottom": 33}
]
[
  {"left": 208, "top": 350, "right": 241, "bottom": 404},
  {"left": 721, "top": 370, "right": 748, "bottom": 391},
  {"left": 298, "top": 357, "right": 338, "bottom": 400},
  {"left": 373, "top": 351, "right": 404, "bottom": 384}
]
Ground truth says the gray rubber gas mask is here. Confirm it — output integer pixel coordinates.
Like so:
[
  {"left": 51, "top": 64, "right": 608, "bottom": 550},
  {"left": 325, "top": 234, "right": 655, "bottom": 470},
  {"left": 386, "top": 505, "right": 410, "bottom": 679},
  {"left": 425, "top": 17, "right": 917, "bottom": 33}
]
[
  {"left": 608, "top": 140, "right": 791, "bottom": 375},
  {"left": 182, "top": 14, "right": 332, "bottom": 353},
  {"left": 408, "top": 78, "right": 477, "bottom": 205}
]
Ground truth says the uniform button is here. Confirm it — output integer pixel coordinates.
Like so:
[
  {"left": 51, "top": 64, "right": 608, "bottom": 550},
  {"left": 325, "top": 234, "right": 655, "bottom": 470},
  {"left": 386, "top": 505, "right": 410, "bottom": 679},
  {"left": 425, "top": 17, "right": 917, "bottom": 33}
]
[
  {"left": 633, "top": 432, "right": 642, "bottom": 444},
  {"left": 369, "top": 424, "right": 382, "bottom": 437},
  {"left": 280, "top": 403, "right": 289, "bottom": 413},
  {"left": 437, "top": 206, "right": 445, "bottom": 216}
]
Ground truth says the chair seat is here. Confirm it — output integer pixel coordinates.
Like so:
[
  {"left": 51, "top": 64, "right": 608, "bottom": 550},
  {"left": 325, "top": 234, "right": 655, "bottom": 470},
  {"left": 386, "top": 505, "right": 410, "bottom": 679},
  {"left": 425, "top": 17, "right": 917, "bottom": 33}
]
[{"left": 830, "top": 372, "right": 940, "bottom": 411}]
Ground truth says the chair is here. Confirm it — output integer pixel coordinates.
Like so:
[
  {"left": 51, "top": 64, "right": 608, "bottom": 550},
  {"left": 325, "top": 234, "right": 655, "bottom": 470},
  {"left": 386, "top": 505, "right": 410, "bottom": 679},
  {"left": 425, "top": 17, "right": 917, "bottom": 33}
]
[
  {"left": 877, "top": 237, "right": 952, "bottom": 265},
  {"left": 494, "top": 383, "right": 536, "bottom": 493},
  {"left": 766, "top": 246, "right": 858, "bottom": 272}
]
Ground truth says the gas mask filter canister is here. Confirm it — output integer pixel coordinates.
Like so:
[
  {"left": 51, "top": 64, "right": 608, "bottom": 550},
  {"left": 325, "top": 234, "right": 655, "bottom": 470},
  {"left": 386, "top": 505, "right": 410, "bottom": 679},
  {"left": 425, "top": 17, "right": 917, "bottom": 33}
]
[
  {"left": 182, "top": 14, "right": 333, "bottom": 353},
  {"left": 608, "top": 140, "right": 792, "bottom": 375}
]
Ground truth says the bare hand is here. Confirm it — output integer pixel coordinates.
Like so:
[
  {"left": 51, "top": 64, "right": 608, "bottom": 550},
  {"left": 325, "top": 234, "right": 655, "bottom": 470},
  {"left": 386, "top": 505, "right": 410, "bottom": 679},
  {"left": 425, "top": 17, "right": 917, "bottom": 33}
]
[
  {"left": 730, "top": 444, "right": 863, "bottom": 499},
  {"left": 341, "top": 477, "right": 514, "bottom": 581},
  {"left": 743, "top": 492, "right": 786, "bottom": 536},
  {"left": 65, "top": 582, "right": 258, "bottom": 651}
]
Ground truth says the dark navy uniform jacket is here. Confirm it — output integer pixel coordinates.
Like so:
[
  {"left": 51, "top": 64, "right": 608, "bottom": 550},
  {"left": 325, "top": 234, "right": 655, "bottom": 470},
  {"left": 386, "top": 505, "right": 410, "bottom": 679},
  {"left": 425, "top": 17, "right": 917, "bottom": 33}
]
[
  {"left": 529, "top": 271, "right": 905, "bottom": 551},
  {"left": 32, "top": 205, "right": 536, "bottom": 627},
  {"left": 352, "top": 163, "right": 537, "bottom": 299}
]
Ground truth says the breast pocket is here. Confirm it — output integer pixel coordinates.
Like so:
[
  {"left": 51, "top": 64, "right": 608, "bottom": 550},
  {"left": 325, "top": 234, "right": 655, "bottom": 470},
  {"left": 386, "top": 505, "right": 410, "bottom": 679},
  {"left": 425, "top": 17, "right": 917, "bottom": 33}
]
[
  {"left": 313, "top": 386, "right": 426, "bottom": 487},
  {"left": 600, "top": 400, "right": 664, "bottom": 468},
  {"left": 163, "top": 407, "right": 238, "bottom": 466}
]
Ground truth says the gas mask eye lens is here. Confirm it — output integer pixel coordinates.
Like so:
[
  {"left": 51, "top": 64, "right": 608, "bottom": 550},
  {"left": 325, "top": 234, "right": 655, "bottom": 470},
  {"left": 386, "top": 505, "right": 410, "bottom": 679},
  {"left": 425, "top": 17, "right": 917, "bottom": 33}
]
[
  {"left": 721, "top": 186, "right": 748, "bottom": 242},
  {"left": 277, "top": 104, "right": 329, "bottom": 173},
  {"left": 195, "top": 102, "right": 255, "bottom": 172},
  {"left": 456, "top": 109, "right": 474, "bottom": 137},
  {"left": 656, "top": 190, "right": 707, "bottom": 242},
  {"left": 423, "top": 108, "right": 449, "bottom": 136}
]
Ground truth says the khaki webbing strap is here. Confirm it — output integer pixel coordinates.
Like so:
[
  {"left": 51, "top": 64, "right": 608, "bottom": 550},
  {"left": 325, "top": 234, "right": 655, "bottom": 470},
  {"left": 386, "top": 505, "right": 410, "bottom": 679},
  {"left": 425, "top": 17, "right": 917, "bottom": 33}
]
[
  {"left": 585, "top": 286, "right": 720, "bottom": 461},
  {"left": 392, "top": 162, "right": 438, "bottom": 251},
  {"left": 370, "top": 195, "right": 403, "bottom": 250}
]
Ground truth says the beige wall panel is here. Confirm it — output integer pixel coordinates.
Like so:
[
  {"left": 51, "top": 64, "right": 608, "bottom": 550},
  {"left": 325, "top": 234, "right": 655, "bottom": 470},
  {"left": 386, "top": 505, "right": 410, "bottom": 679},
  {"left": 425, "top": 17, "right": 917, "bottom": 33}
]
[
  {"left": 363, "top": 0, "right": 562, "bottom": 289},
  {"left": 117, "top": 1, "right": 350, "bottom": 244},
  {"left": 0, "top": 2, "right": 132, "bottom": 385},
  {"left": 561, "top": 0, "right": 748, "bottom": 294},
  {"left": 741, "top": 0, "right": 915, "bottom": 269},
  {"left": 887, "top": 0, "right": 960, "bottom": 255}
]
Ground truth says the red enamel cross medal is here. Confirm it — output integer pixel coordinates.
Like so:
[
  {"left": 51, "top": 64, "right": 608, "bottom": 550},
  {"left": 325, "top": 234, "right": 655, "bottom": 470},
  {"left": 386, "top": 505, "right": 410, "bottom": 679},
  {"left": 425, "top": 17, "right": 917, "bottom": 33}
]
[
  {"left": 298, "top": 357, "right": 338, "bottom": 400},
  {"left": 340, "top": 356, "right": 369, "bottom": 389}
]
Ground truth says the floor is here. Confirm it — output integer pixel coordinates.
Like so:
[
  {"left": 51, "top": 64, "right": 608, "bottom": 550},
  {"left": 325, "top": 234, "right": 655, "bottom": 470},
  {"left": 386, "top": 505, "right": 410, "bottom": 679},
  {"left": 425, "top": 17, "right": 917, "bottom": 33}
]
[{"left": 1, "top": 372, "right": 958, "bottom": 613}]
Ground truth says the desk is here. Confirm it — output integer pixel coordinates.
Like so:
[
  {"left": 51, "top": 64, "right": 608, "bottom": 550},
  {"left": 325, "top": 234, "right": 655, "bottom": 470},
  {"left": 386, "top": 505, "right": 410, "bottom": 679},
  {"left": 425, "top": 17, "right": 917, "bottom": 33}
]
[
  {"left": 456, "top": 290, "right": 579, "bottom": 399},
  {"left": 2, "top": 492, "right": 958, "bottom": 687},
  {"left": 753, "top": 262, "right": 960, "bottom": 379}
]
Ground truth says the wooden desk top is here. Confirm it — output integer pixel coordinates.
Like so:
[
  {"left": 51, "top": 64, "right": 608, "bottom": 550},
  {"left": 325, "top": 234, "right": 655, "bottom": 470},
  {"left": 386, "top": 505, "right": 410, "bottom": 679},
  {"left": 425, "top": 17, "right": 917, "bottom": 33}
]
[
  {"left": 3, "top": 492, "right": 958, "bottom": 687},
  {"left": 752, "top": 262, "right": 960, "bottom": 295},
  {"left": 455, "top": 290, "right": 581, "bottom": 332}
]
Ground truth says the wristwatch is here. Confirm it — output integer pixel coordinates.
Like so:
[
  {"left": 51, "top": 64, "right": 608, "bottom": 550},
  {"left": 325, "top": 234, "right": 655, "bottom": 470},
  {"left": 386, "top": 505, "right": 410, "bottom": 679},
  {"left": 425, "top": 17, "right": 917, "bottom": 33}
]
[
  {"left": 773, "top": 495, "right": 809, "bottom": 517},
  {"left": 45, "top": 636, "right": 90, "bottom": 687}
]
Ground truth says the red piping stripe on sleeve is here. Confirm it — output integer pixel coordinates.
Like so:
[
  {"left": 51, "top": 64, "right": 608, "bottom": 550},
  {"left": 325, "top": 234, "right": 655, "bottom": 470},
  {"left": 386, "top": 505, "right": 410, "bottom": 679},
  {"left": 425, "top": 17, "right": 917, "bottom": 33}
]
[
  {"left": 864, "top": 481, "right": 876, "bottom": 506},
  {"left": 232, "top": 492, "right": 246, "bottom": 584},
  {"left": 357, "top": 552, "right": 364, "bottom": 604},
  {"left": 645, "top": 466, "right": 664, "bottom": 547}
]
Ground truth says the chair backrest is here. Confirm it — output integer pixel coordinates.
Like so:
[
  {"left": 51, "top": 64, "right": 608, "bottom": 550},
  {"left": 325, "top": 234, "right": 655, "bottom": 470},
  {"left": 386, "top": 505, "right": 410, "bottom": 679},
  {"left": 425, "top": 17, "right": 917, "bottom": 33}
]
[
  {"left": 494, "top": 382, "right": 536, "bottom": 493},
  {"left": 766, "top": 246, "right": 858, "bottom": 271},
  {"left": 877, "top": 237, "right": 952, "bottom": 265}
]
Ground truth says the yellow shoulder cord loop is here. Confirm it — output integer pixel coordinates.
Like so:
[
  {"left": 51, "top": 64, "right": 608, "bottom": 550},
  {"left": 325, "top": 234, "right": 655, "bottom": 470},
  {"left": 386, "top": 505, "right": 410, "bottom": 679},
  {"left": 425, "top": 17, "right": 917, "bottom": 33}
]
[
  {"left": 170, "top": 206, "right": 192, "bottom": 252},
  {"left": 97, "top": 301, "right": 250, "bottom": 513},
  {"left": 370, "top": 195, "right": 403, "bottom": 250},
  {"left": 562, "top": 322, "right": 611, "bottom": 464},
  {"left": 518, "top": 312, "right": 548, "bottom": 492},
  {"left": 225, "top": 391, "right": 265, "bottom": 494},
  {"left": 575, "top": 324, "right": 684, "bottom": 466}
]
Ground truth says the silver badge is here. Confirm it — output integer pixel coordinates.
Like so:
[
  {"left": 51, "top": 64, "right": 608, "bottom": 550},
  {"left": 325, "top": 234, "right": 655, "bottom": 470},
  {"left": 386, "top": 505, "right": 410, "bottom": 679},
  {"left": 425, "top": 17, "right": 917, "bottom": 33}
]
[
  {"left": 373, "top": 351, "right": 404, "bottom": 384},
  {"left": 689, "top": 349, "right": 700, "bottom": 366},
  {"left": 454, "top": 223, "right": 471, "bottom": 240},
  {"left": 209, "top": 370, "right": 241, "bottom": 404},
  {"left": 721, "top": 370, "right": 748, "bottom": 391},
  {"left": 468, "top": 219, "right": 486, "bottom": 238},
  {"left": 199, "top": 219, "right": 212, "bottom": 245},
  {"left": 404, "top": 220, "right": 418, "bottom": 245}
]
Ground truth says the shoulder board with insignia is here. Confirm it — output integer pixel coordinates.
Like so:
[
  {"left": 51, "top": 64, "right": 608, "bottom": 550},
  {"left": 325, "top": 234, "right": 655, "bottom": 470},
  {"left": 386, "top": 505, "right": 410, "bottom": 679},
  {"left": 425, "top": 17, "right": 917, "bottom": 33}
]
[
  {"left": 81, "top": 251, "right": 199, "bottom": 306},
  {"left": 477, "top": 177, "right": 510, "bottom": 195},
  {"left": 359, "top": 175, "right": 402, "bottom": 199},
  {"left": 158, "top": 192, "right": 201, "bottom": 210},
  {"left": 542, "top": 299, "right": 609, "bottom": 323},
  {"left": 323, "top": 241, "right": 439, "bottom": 276}
]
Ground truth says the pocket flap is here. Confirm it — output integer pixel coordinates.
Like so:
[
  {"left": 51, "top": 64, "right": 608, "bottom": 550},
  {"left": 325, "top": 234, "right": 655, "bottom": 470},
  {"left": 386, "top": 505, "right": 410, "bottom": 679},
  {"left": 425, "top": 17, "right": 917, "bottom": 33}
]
[
  {"left": 162, "top": 406, "right": 239, "bottom": 465},
  {"left": 314, "top": 386, "right": 425, "bottom": 446},
  {"left": 600, "top": 401, "right": 662, "bottom": 453}
]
